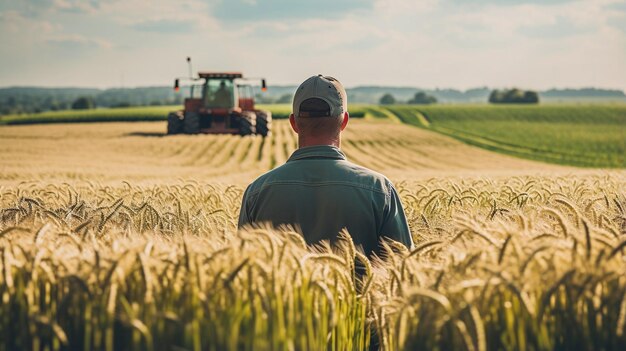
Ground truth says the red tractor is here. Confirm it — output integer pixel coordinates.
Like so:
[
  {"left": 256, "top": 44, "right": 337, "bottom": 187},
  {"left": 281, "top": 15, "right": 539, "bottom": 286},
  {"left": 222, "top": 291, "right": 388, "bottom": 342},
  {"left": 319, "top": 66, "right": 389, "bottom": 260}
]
[{"left": 167, "top": 62, "right": 271, "bottom": 136}]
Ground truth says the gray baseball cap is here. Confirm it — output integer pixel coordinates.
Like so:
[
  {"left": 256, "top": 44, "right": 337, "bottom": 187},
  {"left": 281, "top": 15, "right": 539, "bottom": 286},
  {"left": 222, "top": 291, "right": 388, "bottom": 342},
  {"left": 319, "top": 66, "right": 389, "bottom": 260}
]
[{"left": 292, "top": 75, "right": 348, "bottom": 118}]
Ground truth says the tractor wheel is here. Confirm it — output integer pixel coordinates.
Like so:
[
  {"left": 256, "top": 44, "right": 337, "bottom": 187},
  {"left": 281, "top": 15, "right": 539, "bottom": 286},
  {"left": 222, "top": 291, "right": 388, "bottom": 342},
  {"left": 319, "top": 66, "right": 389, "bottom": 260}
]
[
  {"left": 183, "top": 112, "right": 200, "bottom": 134},
  {"left": 239, "top": 111, "right": 256, "bottom": 136},
  {"left": 167, "top": 111, "right": 184, "bottom": 135},
  {"left": 255, "top": 110, "right": 272, "bottom": 137}
]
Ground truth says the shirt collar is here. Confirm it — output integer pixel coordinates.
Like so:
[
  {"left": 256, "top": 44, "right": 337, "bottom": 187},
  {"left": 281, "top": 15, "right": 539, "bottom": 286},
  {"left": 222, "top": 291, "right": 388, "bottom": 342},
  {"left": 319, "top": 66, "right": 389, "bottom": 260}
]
[{"left": 287, "top": 145, "right": 347, "bottom": 162}]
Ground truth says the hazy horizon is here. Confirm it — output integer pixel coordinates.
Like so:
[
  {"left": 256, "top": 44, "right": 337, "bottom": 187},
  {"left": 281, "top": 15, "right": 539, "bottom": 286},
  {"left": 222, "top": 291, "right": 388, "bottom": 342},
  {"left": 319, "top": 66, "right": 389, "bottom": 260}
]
[
  {"left": 1, "top": 0, "right": 625, "bottom": 91},
  {"left": 1, "top": 83, "right": 625, "bottom": 93}
]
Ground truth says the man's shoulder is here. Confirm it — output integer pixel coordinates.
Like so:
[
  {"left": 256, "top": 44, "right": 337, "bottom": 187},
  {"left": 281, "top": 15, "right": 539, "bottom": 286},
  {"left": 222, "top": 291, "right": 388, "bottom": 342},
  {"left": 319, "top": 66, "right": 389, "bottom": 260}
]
[
  {"left": 244, "top": 164, "right": 289, "bottom": 195},
  {"left": 339, "top": 160, "right": 388, "bottom": 180},
  {"left": 337, "top": 160, "right": 394, "bottom": 193},
  {"left": 244, "top": 158, "right": 395, "bottom": 197},
  {"left": 339, "top": 160, "right": 391, "bottom": 184}
]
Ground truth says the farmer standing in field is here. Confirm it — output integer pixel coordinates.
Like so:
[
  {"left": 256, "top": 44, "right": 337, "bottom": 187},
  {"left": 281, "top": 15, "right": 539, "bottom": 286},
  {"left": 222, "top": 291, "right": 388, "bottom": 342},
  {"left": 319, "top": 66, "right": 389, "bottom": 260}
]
[{"left": 238, "top": 75, "right": 413, "bottom": 257}]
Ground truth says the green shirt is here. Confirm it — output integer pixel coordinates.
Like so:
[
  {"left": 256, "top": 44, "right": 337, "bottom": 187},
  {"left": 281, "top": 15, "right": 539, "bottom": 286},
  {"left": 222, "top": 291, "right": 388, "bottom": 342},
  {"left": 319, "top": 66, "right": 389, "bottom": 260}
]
[{"left": 238, "top": 145, "right": 413, "bottom": 257}]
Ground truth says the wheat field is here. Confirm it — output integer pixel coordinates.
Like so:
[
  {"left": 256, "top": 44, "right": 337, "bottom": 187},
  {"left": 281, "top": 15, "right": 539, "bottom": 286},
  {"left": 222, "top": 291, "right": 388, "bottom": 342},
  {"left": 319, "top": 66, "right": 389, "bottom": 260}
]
[
  {"left": 1, "top": 119, "right": 625, "bottom": 350},
  {"left": 0, "top": 119, "right": 565, "bottom": 185}
]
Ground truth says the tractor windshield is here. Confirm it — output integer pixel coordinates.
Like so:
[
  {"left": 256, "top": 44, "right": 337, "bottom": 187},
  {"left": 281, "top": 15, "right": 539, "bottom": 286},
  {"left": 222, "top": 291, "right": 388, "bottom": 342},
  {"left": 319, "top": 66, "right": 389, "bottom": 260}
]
[{"left": 203, "top": 79, "right": 235, "bottom": 108}]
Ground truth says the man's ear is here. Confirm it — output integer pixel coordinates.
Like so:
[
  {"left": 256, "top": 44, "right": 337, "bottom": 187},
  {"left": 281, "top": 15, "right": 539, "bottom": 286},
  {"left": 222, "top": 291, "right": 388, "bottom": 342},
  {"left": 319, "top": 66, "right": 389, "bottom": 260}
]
[
  {"left": 340, "top": 112, "right": 349, "bottom": 131},
  {"left": 289, "top": 113, "right": 299, "bottom": 134}
]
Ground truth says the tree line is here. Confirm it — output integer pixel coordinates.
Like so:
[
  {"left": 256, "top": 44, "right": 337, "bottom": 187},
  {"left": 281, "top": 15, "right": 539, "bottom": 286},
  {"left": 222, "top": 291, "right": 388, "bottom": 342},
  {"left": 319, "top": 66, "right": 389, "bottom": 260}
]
[
  {"left": 379, "top": 91, "right": 438, "bottom": 105},
  {"left": 3, "top": 85, "right": 623, "bottom": 115},
  {"left": 379, "top": 88, "right": 541, "bottom": 105},
  {"left": 0, "top": 87, "right": 184, "bottom": 115},
  {"left": 489, "top": 89, "right": 539, "bottom": 104}
]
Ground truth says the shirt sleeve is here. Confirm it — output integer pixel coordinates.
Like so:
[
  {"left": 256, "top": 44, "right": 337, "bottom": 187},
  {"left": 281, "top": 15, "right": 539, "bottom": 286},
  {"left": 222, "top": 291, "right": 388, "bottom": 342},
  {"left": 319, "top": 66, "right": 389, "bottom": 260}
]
[
  {"left": 380, "top": 181, "right": 413, "bottom": 249},
  {"left": 237, "top": 186, "right": 253, "bottom": 229}
]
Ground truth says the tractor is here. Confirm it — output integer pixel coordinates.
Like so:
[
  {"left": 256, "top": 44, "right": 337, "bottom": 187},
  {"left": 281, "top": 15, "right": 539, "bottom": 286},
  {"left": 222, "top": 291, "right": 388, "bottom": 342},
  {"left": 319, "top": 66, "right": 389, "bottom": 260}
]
[{"left": 167, "top": 59, "right": 271, "bottom": 137}]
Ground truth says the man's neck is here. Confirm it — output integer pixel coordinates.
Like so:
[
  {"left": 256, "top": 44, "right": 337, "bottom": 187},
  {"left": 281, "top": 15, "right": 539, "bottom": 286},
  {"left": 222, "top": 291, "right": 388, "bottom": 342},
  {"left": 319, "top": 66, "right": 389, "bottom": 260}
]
[{"left": 298, "top": 136, "right": 340, "bottom": 149}]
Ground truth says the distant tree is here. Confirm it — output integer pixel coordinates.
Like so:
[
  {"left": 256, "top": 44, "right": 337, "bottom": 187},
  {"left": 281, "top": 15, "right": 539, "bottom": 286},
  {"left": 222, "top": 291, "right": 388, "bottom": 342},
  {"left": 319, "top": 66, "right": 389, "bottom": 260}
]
[
  {"left": 523, "top": 91, "right": 539, "bottom": 103},
  {"left": 379, "top": 93, "right": 396, "bottom": 105},
  {"left": 489, "top": 89, "right": 539, "bottom": 104},
  {"left": 276, "top": 93, "right": 293, "bottom": 104},
  {"left": 488, "top": 90, "right": 504, "bottom": 103},
  {"left": 71, "top": 96, "right": 95, "bottom": 110},
  {"left": 254, "top": 93, "right": 274, "bottom": 104},
  {"left": 408, "top": 91, "right": 437, "bottom": 104}
]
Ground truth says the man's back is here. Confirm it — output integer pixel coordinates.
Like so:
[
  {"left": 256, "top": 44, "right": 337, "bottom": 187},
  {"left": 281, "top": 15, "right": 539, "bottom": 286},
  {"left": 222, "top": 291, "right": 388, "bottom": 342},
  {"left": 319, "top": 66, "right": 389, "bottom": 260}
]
[{"left": 238, "top": 145, "right": 412, "bottom": 257}]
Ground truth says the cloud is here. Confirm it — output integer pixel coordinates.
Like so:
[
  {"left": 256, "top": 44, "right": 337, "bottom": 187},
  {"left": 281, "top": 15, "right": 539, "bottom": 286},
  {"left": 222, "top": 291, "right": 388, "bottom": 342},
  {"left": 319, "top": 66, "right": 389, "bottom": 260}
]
[
  {"left": 0, "top": 0, "right": 101, "bottom": 17},
  {"left": 607, "top": 1, "right": 626, "bottom": 12},
  {"left": 46, "top": 35, "right": 112, "bottom": 49},
  {"left": 97, "top": 0, "right": 218, "bottom": 31},
  {"left": 211, "top": 0, "right": 373, "bottom": 21},
  {"left": 132, "top": 19, "right": 195, "bottom": 34},
  {"left": 0, "top": 0, "right": 624, "bottom": 90},
  {"left": 605, "top": 0, "right": 626, "bottom": 32},
  {"left": 444, "top": 0, "right": 576, "bottom": 6},
  {"left": 230, "top": 15, "right": 388, "bottom": 55},
  {"left": 518, "top": 15, "right": 593, "bottom": 38},
  {"left": 0, "top": 1, "right": 49, "bottom": 18},
  {"left": 0, "top": 10, "right": 59, "bottom": 34},
  {"left": 608, "top": 15, "right": 626, "bottom": 31},
  {"left": 373, "top": 0, "right": 438, "bottom": 15},
  {"left": 52, "top": 0, "right": 100, "bottom": 13}
]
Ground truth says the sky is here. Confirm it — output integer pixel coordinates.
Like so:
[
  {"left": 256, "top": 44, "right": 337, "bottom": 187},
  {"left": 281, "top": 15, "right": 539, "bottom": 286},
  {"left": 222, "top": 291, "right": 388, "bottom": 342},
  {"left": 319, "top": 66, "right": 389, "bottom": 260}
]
[{"left": 0, "top": 0, "right": 625, "bottom": 90}]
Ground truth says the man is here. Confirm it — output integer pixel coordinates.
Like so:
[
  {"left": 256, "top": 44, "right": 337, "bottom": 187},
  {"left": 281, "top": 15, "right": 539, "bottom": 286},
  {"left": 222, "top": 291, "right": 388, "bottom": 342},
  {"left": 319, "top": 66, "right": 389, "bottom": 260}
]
[
  {"left": 238, "top": 75, "right": 413, "bottom": 257},
  {"left": 213, "top": 80, "right": 232, "bottom": 108}
]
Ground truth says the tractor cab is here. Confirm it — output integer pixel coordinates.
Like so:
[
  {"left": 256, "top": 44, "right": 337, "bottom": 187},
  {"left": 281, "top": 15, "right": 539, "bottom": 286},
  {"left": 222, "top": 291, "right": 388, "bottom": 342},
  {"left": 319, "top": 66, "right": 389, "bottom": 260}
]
[
  {"left": 198, "top": 72, "right": 245, "bottom": 110},
  {"left": 203, "top": 78, "right": 235, "bottom": 109}
]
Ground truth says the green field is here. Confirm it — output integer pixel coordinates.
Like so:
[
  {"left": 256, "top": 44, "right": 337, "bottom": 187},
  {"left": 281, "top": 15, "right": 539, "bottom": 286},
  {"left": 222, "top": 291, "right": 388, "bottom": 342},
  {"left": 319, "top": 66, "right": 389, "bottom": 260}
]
[
  {"left": 0, "top": 104, "right": 368, "bottom": 125},
  {"left": 0, "top": 105, "right": 177, "bottom": 125},
  {"left": 1, "top": 103, "right": 624, "bottom": 168},
  {"left": 384, "top": 104, "right": 626, "bottom": 168}
]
